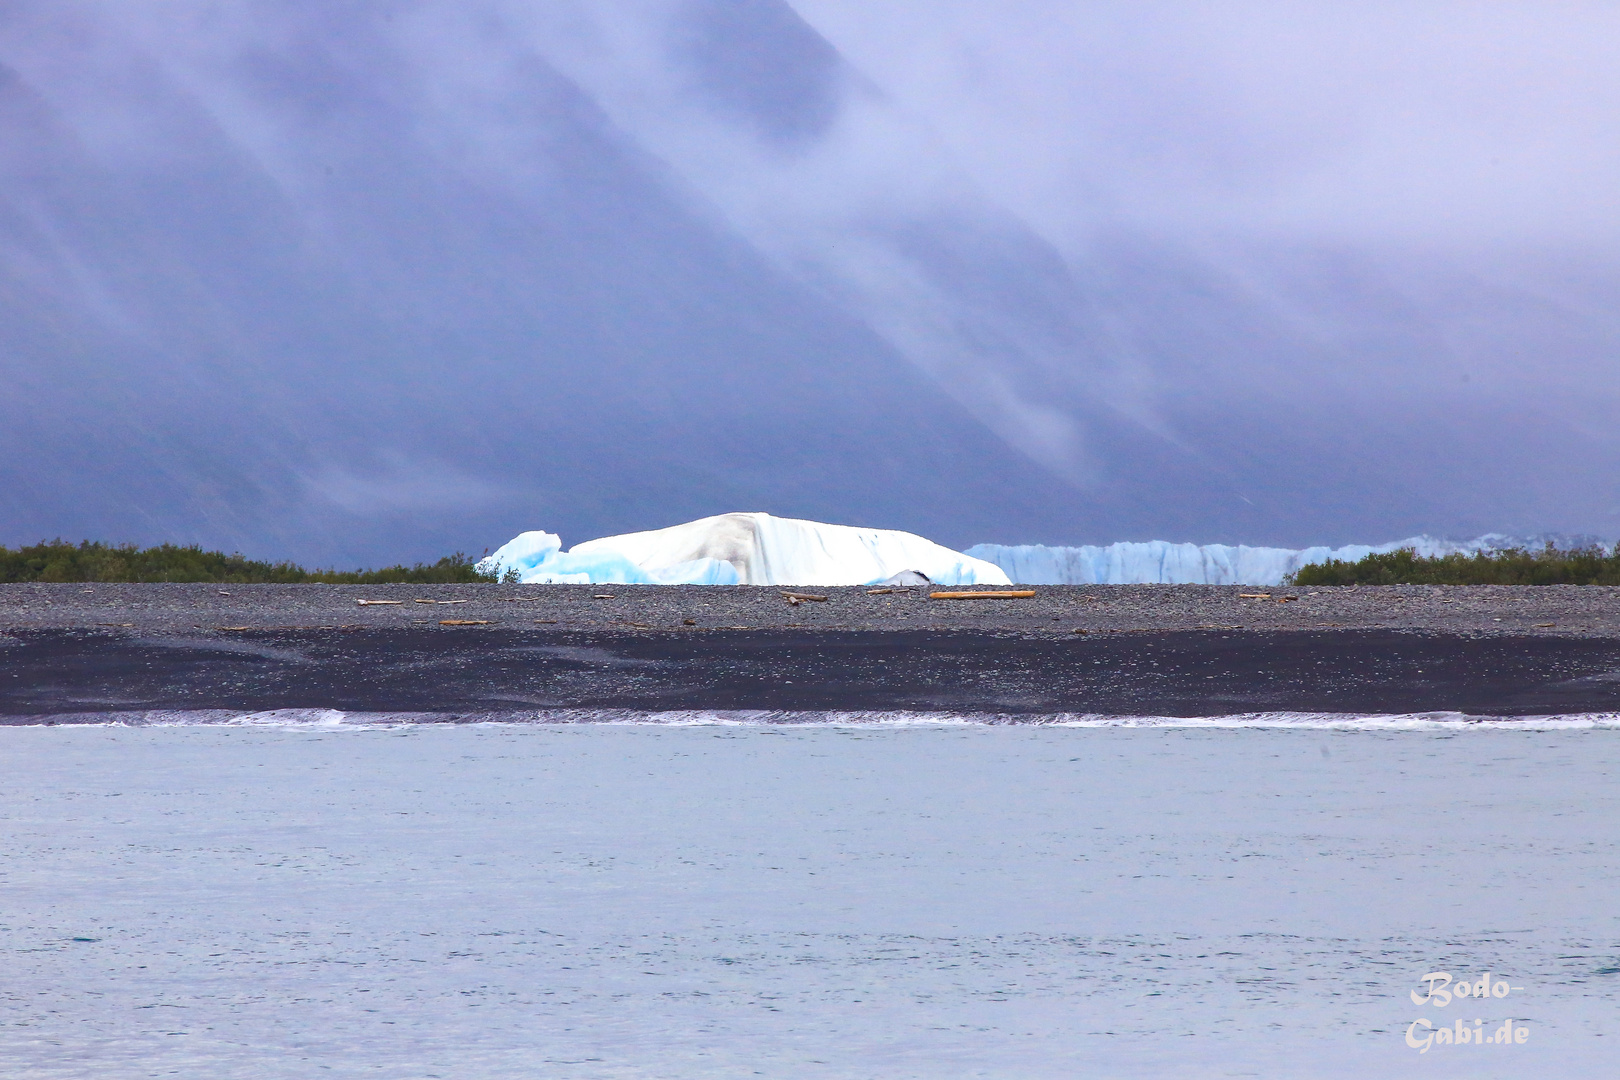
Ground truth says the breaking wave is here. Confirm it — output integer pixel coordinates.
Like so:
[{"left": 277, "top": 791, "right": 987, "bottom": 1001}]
[{"left": 6, "top": 708, "right": 1620, "bottom": 730}]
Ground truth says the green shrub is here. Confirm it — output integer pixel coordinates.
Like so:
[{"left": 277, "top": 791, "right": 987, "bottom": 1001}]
[
  {"left": 1288, "top": 544, "right": 1620, "bottom": 586},
  {"left": 0, "top": 540, "right": 497, "bottom": 584}
]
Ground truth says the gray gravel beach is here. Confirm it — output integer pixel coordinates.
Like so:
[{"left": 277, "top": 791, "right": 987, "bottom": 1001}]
[
  {"left": 4, "top": 584, "right": 1620, "bottom": 719},
  {"left": 4, "top": 581, "right": 1620, "bottom": 636}
]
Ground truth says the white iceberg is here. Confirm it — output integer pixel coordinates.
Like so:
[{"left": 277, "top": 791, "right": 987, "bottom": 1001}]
[
  {"left": 965, "top": 534, "right": 1549, "bottom": 586},
  {"left": 481, "top": 512, "right": 1012, "bottom": 587}
]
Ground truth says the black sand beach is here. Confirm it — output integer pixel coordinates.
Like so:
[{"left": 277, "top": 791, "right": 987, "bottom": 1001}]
[{"left": 4, "top": 583, "right": 1619, "bottom": 717}]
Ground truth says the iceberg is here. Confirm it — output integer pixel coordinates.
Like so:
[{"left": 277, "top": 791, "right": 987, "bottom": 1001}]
[
  {"left": 481, "top": 512, "right": 1012, "bottom": 587},
  {"left": 471, "top": 530, "right": 677, "bottom": 585},
  {"left": 965, "top": 534, "right": 1565, "bottom": 586}
]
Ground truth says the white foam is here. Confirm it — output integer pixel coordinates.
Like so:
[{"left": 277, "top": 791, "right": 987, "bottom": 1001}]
[{"left": 13, "top": 709, "right": 1620, "bottom": 730}]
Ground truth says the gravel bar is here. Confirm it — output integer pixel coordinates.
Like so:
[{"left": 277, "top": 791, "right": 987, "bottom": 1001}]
[
  {"left": 4, "top": 581, "right": 1620, "bottom": 636},
  {"left": 4, "top": 584, "right": 1620, "bottom": 718}
]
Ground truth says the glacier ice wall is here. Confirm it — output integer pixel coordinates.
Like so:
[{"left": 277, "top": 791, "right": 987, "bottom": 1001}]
[
  {"left": 482, "top": 519, "right": 1597, "bottom": 588},
  {"left": 481, "top": 513, "right": 1012, "bottom": 587},
  {"left": 965, "top": 535, "right": 1559, "bottom": 586}
]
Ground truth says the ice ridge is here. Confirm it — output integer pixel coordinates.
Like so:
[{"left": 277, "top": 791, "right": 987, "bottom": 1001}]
[{"left": 965, "top": 534, "right": 1592, "bottom": 586}]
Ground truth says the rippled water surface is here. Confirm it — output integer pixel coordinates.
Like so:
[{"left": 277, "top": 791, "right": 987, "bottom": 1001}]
[{"left": 2, "top": 720, "right": 1615, "bottom": 1078}]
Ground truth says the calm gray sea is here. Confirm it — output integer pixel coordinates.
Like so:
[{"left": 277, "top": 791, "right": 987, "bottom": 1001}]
[{"left": 3, "top": 717, "right": 1615, "bottom": 1078}]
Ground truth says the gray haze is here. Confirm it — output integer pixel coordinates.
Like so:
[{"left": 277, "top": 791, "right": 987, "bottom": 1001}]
[{"left": 2, "top": 1, "right": 1616, "bottom": 565}]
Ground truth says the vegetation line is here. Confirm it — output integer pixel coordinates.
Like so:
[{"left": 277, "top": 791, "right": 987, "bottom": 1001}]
[
  {"left": 0, "top": 540, "right": 498, "bottom": 584},
  {"left": 1288, "top": 544, "right": 1620, "bottom": 586}
]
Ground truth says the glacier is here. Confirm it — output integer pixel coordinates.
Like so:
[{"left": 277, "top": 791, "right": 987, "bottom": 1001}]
[
  {"left": 482, "top": 513, "right": 1594, "bottom": 588},
  {"left": 480, "top": 512, "right": 1012, "bottom": 587},
  {"left": 966, "top": 534, "right": 1562, "bottom": 586}
]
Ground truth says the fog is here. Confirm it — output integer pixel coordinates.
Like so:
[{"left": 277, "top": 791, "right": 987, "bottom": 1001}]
[{"left": 2, "top": 1, "right": 1616, "bottom": 565}]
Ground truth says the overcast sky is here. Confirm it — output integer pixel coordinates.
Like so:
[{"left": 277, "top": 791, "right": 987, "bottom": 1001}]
[
  {"left": 2, "top": 1, "right": 1617, "bottom": 563},
  {"left": 800, "top": 1, "right": 1620, "bottom": 246}
]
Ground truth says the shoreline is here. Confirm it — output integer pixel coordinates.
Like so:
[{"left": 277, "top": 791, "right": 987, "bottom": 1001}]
[
  {"left": 5, "top": 584, "right": 1619, "bottom": 719},
  {"left": 5, "top": 624, "right": 1619, "bottom": 719}
]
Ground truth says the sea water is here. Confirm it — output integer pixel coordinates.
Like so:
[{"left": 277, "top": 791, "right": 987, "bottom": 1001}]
[{"left": 2, "top": 718, "right": 1615, "bottom": 1078}]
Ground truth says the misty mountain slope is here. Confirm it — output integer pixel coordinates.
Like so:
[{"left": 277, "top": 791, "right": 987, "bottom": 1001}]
[
  {"left": 0, "top": 6, "right": 1094, "bottom": 564},
  {"left": 529, "top": 0, "right": 1620, "bottom": 545},
  {"left": 2, "top": 1, "right": 1618, "bottom": 563},
  {"left": 1064, "top": 233, "right": 1620, "bottom": 543}
]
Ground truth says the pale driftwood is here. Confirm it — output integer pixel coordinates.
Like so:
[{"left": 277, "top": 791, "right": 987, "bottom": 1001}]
[
  {"left": 929, "top": 590, "right": 1037, "bottom": 600},
  {"left": 356, "top": 599, "right": 404, "bottom": 605}
]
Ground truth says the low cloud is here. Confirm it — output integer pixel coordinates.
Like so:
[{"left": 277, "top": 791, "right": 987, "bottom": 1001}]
[{"left": 2, "top": 1, "right": 1617, "bottom": 561}]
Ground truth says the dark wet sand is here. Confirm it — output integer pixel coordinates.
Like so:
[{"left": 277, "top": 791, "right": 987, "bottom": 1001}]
[
  {"left": 5, "top": 623, "right": 1620, "bottom": 719},
  {"left": 4, "top": 583, "right": 1620, "bottom": 718}
]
